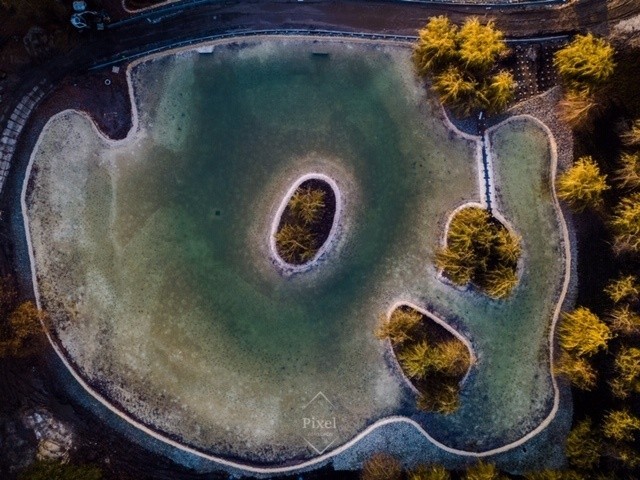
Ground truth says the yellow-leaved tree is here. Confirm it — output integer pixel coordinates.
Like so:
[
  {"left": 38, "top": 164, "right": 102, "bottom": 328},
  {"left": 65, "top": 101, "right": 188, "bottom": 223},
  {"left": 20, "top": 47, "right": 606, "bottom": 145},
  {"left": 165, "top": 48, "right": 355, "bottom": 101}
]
[
  {"left": 413, "top": 15, "right": 459, "bottom": 75},
  {"left": 556, "top": 156, "right": 609, "bottom": 212},
  {"left": 360, "top": 453, "right": 402, "bottom": 480},
  {"left": 558, "top": 307, "right": 612, "bottom": 357},
  {"left": 408, "top": 464, "right": 451, "bottom": 480},
  {"left": 483, "top": 70, "right": 517, "bottom": 114},
  {"left": 432, "top": 66, "right": 479, "bottom": 116},
  {"left": 457, "top": 18, "right": 508, "bottom": 72},
  {"left": 621, "top": 119, "right": 640, "bottom": 146},
  {"left": 604, "top": 274, "right": 639, "bottom": 303},
  {"left": 614, "top": 151, "right": 640, "bottom": 190},
  {"left": 610, "top": 192, "right": 640, "bottom": 254},
  {"left": 602, "top": 409, "right": 640, "bottom": 442},
  {"left": 609, "top": 346, "right": 640, "bottom": 399},
  {"left": 554, "top": 33, "right": 616, "bottom": 87}
]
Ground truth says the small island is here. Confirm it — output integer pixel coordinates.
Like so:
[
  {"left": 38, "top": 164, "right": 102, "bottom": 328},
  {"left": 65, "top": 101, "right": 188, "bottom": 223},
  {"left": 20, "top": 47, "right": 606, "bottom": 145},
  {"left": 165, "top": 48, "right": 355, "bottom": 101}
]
[
  {"left": 436, "top": 206, "right": 521, "bottom": 299},
  {"left": 274, "top": 177, "right": 337, "bottom": 265},
  {"left": 376, "top": 304, "right": 473, "bottom": 414}
]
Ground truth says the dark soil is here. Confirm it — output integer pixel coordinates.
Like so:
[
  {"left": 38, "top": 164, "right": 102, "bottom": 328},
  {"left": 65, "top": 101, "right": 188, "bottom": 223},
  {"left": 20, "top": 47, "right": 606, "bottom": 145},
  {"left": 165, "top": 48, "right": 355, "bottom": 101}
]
[{"left": 275, "top": 178, "right": 336, "bottom": 265}]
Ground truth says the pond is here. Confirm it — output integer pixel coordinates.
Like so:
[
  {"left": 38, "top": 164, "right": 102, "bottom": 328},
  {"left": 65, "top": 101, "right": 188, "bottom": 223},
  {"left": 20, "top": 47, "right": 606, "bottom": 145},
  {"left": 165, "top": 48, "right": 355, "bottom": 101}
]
[{"left": 22, "top": 39, "right": 567, "bottom": 467}]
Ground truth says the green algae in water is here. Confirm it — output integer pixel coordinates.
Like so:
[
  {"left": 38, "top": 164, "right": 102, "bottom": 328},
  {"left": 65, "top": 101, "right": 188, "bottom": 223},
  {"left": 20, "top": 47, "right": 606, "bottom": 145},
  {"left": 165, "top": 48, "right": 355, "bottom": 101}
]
[{"left": 25, "top": 41, "right": 566, "bottom": 462}]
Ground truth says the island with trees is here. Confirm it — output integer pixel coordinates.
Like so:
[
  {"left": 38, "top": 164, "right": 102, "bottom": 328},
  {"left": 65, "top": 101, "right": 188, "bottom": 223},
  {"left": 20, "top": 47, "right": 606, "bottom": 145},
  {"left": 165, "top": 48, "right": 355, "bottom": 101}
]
[
  {"left": 273, "top": 176, "right": 337, "bottom": 266},
  {"left": 2, "top": 0, "right": 640, "bottom": 479}
]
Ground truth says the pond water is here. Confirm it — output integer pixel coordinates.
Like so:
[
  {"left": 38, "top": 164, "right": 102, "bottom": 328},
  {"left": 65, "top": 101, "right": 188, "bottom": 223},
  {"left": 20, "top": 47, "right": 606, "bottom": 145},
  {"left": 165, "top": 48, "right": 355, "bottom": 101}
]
[{"left": 24, "top": 40, "right": 566, "bottom": 466}]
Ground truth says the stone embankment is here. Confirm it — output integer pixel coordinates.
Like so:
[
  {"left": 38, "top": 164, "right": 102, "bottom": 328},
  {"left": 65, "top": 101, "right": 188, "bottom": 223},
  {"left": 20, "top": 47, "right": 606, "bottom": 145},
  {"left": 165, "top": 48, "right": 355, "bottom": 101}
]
[{"left": 0, "top": 80, "right": 49, "bottom": 196}]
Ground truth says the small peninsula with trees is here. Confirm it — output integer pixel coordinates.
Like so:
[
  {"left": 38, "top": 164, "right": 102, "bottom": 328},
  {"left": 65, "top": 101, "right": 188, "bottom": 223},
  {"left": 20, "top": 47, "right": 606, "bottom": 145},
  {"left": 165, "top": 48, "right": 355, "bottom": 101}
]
[
  {"left": 376, "top": 305, "right": 472, "bottom": 414},
  {"left": 436, "top": 207, "right": 521, "bottom": 299}
]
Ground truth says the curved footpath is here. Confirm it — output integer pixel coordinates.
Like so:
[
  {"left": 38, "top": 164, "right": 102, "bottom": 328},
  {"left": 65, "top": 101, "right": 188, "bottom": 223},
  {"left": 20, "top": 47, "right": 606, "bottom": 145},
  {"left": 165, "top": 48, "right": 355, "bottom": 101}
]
[
  {"left": 0, "top": 0, "right": 628, "bottom": 474},
  {"left": 15, "top": 35, "right": 572, "bottom": 475}
]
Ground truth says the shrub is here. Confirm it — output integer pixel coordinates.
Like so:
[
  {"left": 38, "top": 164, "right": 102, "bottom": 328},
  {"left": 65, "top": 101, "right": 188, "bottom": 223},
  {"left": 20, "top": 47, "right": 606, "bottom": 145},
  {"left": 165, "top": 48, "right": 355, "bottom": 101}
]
[
  {"left": 417, "top": 382, "right": 460, "bottom": 415},
  {"left": 483, "top": 71, "right": 516, "bottom": 114},
  {"left": 464, "top": 461, "right": 501, "bottom": 480},
  {"left": 602, "top": 409, "right": 640, "bottom": 441},
  {"left": 0, "top": 301, "right": 47, "bottom": 358},
  {"left": 430, "top": 339, "right": 470, "bottom": 377},
  {"left": 524, "top": 471, "right": 582, "bottom": 480},
  {"left": 610, "top": 443, "right": 640, "bottom": 469},
  {"left": 274, "top": 223, "right": 316, "bottom": 264},
  {"left": 432, "top": 66, "right": 480, "bottom": 116},
  {"left": 361, "top": 453, "right": 402, "bottom": 480},
  {"left": 558, "top": 88, "right": 601, "bottom": 130},
  {"left": 556, "top": 156, "right": 609, "bottom": 212},
  {"left": 288, "top": 187, "right": 326, "bottom": 225},
  {"left": 398, "top": 340, "right": 431, "bottom": 379},
  {"left": 479, "top": 264, "right": 518, "bottom": 300},
  {"left": 558, "top": 307, "right": 612, "bottom": 357}
]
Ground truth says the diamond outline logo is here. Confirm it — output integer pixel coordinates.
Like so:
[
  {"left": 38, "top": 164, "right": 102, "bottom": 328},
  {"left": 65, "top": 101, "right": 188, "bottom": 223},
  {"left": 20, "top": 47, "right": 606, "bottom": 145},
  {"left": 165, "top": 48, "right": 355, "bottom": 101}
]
[
  {"left": 302, "top": 391, "right": 334, "bottom": 410},
  {"left": 300, "top": 391, "right": 340, "bottom": 455}
]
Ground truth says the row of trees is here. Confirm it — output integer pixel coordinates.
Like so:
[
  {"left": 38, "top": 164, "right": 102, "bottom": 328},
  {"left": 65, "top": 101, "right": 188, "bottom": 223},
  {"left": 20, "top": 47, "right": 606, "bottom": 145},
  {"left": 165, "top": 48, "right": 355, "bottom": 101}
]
[
  {"left": 556, "top": 134, "right": 640, "bottom": 255},
  {"left": 360, "top": 452, "right": 618, "bottom": 480},
  {"left": 555, "top": 80, "right": 640, "bottom": 477},
  {"left": 274, "top": 186, "right": 327, "bottom": 264},
  {"left": 434, "top": 207, "right": 521, "bottom": 299},
  {"left": 361, "top": 453, "right": 506, "bottom": 480},
  {"left": 376, "top": 307, "right": 471, "bottom": 414},
  {"left": 414, "top": 16, "right": 516, "bottom": 116}
]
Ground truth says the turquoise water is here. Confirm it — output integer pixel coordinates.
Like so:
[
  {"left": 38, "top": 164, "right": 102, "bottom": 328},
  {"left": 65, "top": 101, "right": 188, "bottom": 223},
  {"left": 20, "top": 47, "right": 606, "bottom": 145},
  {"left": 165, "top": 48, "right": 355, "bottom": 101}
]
[{"left": 25, "top": 40, "right": 566, "bottom": 463}]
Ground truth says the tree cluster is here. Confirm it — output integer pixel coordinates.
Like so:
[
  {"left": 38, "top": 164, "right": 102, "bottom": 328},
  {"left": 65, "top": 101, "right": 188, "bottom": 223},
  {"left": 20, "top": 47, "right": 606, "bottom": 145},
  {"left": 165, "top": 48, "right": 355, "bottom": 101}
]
[
  {"left": 275, "top": 185, "right": 327, "bottom": 264},
  {"left": 361, "top": 456, "right": 512, "bottom": 480},
  {"left": 435, "top": 207, "right": 521, "bottom": 299},
  {"left": 554, "top": 34, "right": 615, "bottom": 130},
  {"left": 376, "top": 306, "right": 472, "bottom": 415},
  {"left": 414, "top": 16, "right": 516, "bottom": 116}
]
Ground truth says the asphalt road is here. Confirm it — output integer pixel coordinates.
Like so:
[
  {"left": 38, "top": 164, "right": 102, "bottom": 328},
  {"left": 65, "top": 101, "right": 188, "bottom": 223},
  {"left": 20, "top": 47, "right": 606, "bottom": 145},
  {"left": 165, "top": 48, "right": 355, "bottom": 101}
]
[
  {"left": 6, "top": 1, "right": 640, "bottom": 102},
  {"left": 2, "top": 0, "right": 640, "bottom": 186}
]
